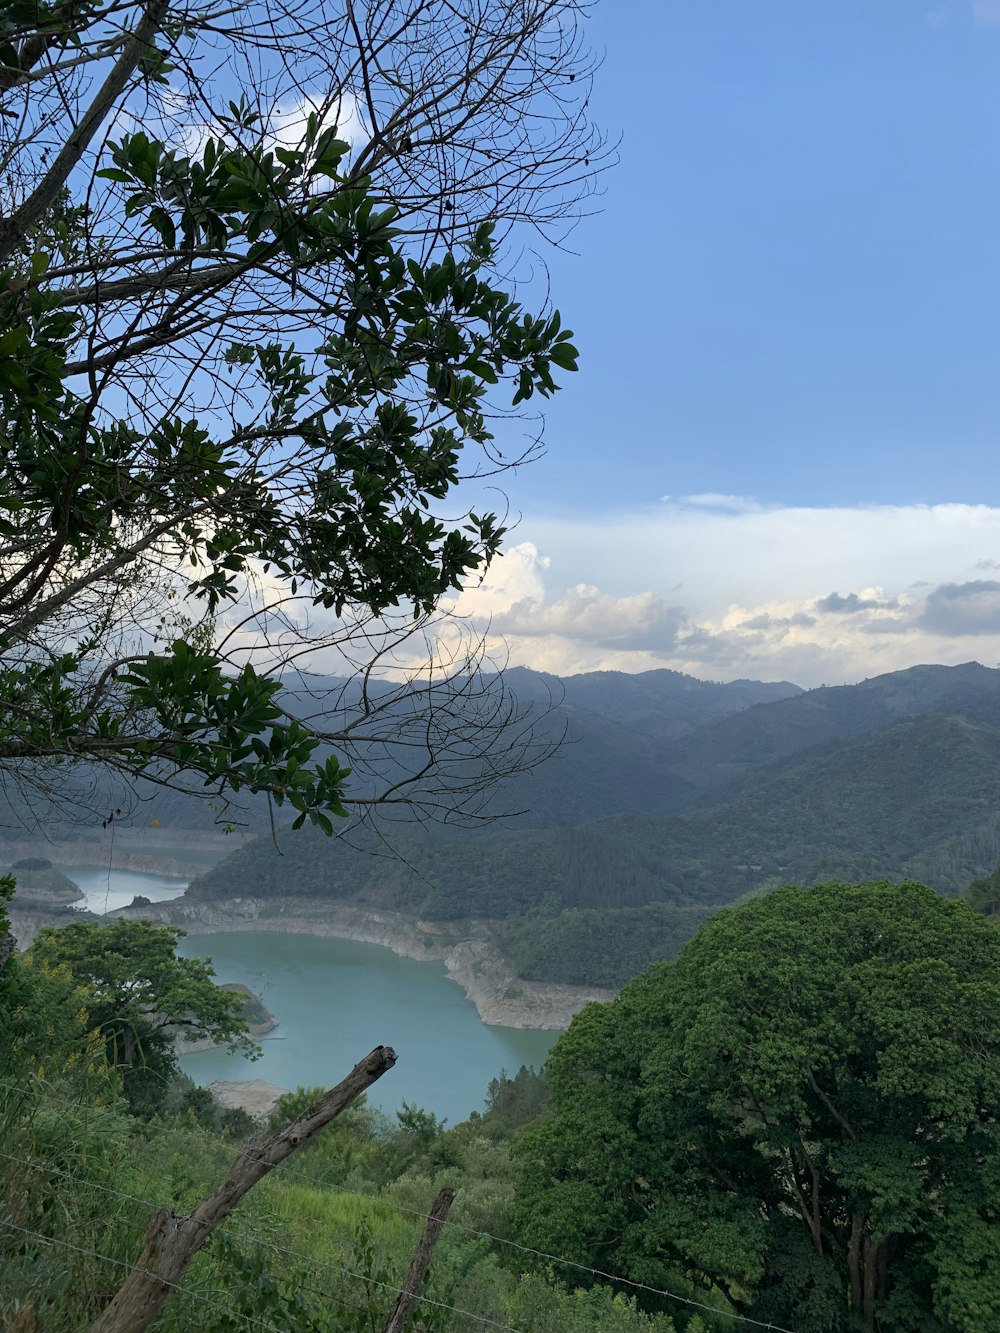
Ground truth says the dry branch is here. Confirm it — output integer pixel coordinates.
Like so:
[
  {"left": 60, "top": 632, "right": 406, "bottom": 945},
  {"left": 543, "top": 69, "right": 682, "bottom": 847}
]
[{"left": 89, "top": 1044, "right": 397, "bottom": 1333}]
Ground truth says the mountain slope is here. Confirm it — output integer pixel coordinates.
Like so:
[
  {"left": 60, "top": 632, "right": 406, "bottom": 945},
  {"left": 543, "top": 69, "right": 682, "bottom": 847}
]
[
  {"left": 0, "top": 666, "right": 802, "bottom": 841},
  {"left": 186, "top": 664, "right": 1000, "bottom": 987},
  {"left": 670, "top": 661, "right": 1000, "bottom": 794}
]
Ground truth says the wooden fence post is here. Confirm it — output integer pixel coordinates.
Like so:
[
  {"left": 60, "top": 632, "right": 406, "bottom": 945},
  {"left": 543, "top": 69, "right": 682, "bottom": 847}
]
[
  {"left": 382, "top": 1186, "right": 456, "bottom": 1333},
  {"left": 90, "top": 1045, "right": 397, "bottom": 1333}
]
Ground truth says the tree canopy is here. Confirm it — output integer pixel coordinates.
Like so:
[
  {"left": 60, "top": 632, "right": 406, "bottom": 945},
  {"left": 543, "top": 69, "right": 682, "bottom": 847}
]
[
  {"left": 964, "top": 859, "right": 1000, "bottom": 916},
  {"left": 513, "top": 882, "right": 1000, "bottom": 1333},
  {"left": 29, "top": 919, "right": 253, "bottom": 1112},
  {"left": 0, "top": 0, "right": 602, "bottom": 831}
]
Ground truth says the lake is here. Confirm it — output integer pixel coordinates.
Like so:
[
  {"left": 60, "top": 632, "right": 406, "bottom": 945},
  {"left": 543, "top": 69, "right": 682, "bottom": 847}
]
[
  {"left": 68, "top": 866, "right": 560, "bottom": 1124},
  {"left": 66, "top": 861, "right": 204, "bottom": 915}
]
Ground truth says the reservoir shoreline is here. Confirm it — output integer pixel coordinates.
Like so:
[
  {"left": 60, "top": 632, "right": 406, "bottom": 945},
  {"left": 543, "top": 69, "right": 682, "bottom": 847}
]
[
  {"left": 2, "top": 837, "right": 616, "bottom": 1029},
  {"left": 3, "top": 856, "right": 608, "bottom": 1118},
  {"left": 0, "top": 834, "right": 227, "bottom": 879},
  {"left": 117, "top": 894, "right": 614, "bottom": 1030}
]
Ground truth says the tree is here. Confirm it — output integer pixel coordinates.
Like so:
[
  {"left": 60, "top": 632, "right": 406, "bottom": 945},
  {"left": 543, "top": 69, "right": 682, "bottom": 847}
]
[
  {"left": 0, "top": 0, "right": 604, "bottom": 832},
  {"left": 513, "top": 882, "right": 1000, "bottom": 1333},
  {"left": 30, "top": 918, "right": 254, "bottom": 1112},
  {"left": 964, "top": 859, "right": 1000, "bottom": 916}
]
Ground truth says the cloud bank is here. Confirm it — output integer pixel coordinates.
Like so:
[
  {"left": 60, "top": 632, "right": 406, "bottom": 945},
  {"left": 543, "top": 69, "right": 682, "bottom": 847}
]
[{"left": 449, "top": 500, "right": 1000, "bottom": 687}]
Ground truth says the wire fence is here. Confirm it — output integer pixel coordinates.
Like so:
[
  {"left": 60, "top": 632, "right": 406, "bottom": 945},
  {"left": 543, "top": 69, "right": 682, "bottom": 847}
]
[{"left": 0, "top": 1145, "right": 799, "bottom": 1333}]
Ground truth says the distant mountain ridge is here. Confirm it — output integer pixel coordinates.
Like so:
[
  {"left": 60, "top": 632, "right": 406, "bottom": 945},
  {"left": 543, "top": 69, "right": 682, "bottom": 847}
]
[
  {"left": 179, "top": 660, "right": 1000, "bottom": 988},
  {"left": 669, "top": 660, "right": 1000, "bottom": 794},
  {"left": 0, "top": 664, "right": 804, "bottom": 839},
  {"left": 489, "top": 666, "right": 803, "bottom": 824},
  {"left": 8, "top": 659, "right": 1000, "bottom": 989}
]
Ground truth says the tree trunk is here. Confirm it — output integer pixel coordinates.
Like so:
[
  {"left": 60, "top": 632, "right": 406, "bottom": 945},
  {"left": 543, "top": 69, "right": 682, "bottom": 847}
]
[
  {"left": 90, "top": 1045, "right": 396, "bottom": 1333},
  {"left": 382, "top": 1186, "right": 455, "bottom": 1333},
  {"left": 848, "top": 1212, "right": 863, "bottom": 1318},
  {"left": 877, "top": 1238, "right": 889, "bottom": 1302},
  {"left": 864, "top": 1231, "right": 874, "bottom": 1327}
]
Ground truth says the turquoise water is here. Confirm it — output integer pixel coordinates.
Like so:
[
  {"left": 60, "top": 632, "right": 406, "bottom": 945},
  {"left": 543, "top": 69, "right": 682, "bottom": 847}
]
[
  {"left": 64, "top": 863, "right": 191, "bottom": 915},
  {"left": 176, "top": 931, "right": 559, "bottom": 1123},
  {"left": 54, "top": 864, "right": 561, "bottom": 1122}
]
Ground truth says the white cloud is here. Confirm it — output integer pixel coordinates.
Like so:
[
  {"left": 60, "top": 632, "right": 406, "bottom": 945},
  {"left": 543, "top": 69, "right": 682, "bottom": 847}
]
[
  {"left": 446, "top": 502, "right": 1000, "bottom": 687},
  {"left": 492, "top": 584, "right": 685, "bottom": 652},
  {"left": 675, "top": 492, "right": 763, "bottom": 513},
  {"left": 171, "top": 90, "right": 365, "bottom": 164},
  {"left": 454, "top": 541, "right": 550, "bottom": 617},
  {"left": 267, "top": 93, "right": 366, "bottom": 154}
]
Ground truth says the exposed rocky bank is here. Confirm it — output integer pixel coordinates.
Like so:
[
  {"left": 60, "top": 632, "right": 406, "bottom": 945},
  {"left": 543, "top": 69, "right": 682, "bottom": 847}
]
[
  {"left": 116, "top": 895, "right": 614, "bottom": 1029},
  {"left": 209, "top": 1079, "right": 287, "bottom": 1119}
]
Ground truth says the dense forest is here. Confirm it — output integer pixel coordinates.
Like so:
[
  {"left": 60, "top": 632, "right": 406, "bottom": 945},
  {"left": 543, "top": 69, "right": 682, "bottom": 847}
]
[
  {"left": 169, "top": 662, "right": 1000, "bottom": 986},
  {"left": 4, "top": 877, "right": 999, "bottom": 1332}
]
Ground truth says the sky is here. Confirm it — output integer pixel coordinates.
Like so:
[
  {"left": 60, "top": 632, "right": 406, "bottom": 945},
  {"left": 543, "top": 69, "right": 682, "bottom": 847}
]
[{"left": 454, "top": 0, "right": 1000, "bottom": 687}]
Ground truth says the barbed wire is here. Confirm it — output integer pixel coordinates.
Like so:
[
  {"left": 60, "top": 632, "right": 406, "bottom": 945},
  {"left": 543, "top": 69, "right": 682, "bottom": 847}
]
[
  {"left": 1, "top": 1144, "right": 799, "bottom": 1332},
  {"left": 252, "top": 1167, "right": 797, "bottom": 1332},
  {"left": 0, "top": 1220, "right": 287, "bottom": 1333},
  {"left": 0, "top": 1152, "right": 529, "bottom": 1333},
  {"left": 0, "top": 1148, "right": 169, "bottom": 1213},
  {"left": 250, "top": 1232, "right": 531, "bottom": 1333}
]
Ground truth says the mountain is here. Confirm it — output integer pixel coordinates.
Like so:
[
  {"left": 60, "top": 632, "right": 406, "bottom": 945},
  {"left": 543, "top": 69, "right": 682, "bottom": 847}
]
[
  {"left": 472, "top": 666, "right": 803, "bottom": 825},
  {"left": 670, "top": 660, "right": 1000, "bottom": 794},
  {"left": 13, "top": 660, "right": 1000, "bottom": 989},
  {"left": 182, "top": 661, "right": 1000, "bottom": 988},
  {"left": 0, "top": 666, "right": 802, "bottom": 842}
]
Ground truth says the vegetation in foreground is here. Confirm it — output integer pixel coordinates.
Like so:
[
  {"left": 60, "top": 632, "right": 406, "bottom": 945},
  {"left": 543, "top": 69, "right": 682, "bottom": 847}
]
[
  {"left": 0, "top": 877, "right": 687, "bottom": 1333},
  {"left": 514, "top": 882, "right": 1000, "bottom": 1332},
  {"left": 4, "top": 874, "right": 1000, "bottom": 1331}
]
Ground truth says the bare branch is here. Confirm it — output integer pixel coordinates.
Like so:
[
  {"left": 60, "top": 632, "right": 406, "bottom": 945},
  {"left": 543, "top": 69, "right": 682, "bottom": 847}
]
[{"left": 90, "top": 1045, "right": 397, "bottom": 1333}]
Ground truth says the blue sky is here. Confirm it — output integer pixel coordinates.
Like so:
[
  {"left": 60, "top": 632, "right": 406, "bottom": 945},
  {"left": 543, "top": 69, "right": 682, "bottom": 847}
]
[
  {"left": 447, "top": 1, "right": 1000, "bottom": 686},
  {"left": 524, "top": 0, "right": 1000, "bottom": 513}
]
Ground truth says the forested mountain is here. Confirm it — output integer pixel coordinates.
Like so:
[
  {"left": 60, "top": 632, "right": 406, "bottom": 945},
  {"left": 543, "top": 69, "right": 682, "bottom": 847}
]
[
  {"left": 469, "top": 666, "right": 804, "bottom": 824},
  {"left": 668, "top": 659, "right": 1000, "bottom": 792},
  {"left": 8, "top": 660, "right": 996, "bottom": 986},
  {"left": 0, "top": 667, "right": 802, "bottom": 840},
  {"left": 182, "top": 661, "right": 1000, "bottom": 986}
]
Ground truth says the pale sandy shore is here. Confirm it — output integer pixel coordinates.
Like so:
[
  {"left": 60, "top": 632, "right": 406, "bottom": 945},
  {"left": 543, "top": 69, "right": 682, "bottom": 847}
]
[{"left": 210, "top": 1079, "right": 288, "bottom": 1119}]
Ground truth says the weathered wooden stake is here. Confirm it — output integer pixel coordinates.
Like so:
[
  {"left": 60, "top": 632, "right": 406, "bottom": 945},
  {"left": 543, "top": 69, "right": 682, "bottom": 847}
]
[
  {"left": 90, "top": 1045, "right": 397, "bottom": 1333},
  {"left": 381, "top": 1186, "right": 456, "bottom": 1333}
]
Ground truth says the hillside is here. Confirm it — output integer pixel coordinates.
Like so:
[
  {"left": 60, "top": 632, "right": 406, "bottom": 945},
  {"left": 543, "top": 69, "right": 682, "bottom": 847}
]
[
  {"left": 0, "top": 666, "right": 802, "bottom": 846},
  {"left": 190, "top": 710, "right": 1000, "bottom": 912},
  {"left": 0, "top": 858, "right": 82, "bottom": 908},
  {"left": 669, "top": 660, "right": 1000, "bottom": 793},
  {"left": 486, "top": 666, "right": 802, "bottom": 824},
  {"left": 182, "top": 662, "right": 1000, "bottom": 987}
]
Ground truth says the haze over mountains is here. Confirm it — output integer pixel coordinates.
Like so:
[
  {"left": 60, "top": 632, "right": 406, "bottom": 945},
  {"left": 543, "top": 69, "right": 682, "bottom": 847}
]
[
  {"left": 6, "top": 658, "right": 999, "bottom": 987},
  {"left": 178, "top": 660, "right": 1000, "bottom": 987}
]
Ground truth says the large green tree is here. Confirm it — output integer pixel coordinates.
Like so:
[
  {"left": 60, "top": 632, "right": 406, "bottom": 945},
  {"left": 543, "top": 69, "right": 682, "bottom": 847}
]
[
  {"left": 964, "top": 859, "right": 1000, "bottom": 916},
  {"left": 514, "top": 882, "right": 1000, "bottom": 1333},
  {"left": 30, "top": 919, "right": 253, "bottom": 1112},
  {"left": 0, "top": 0, "right": 602, "bottom": 832}
]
